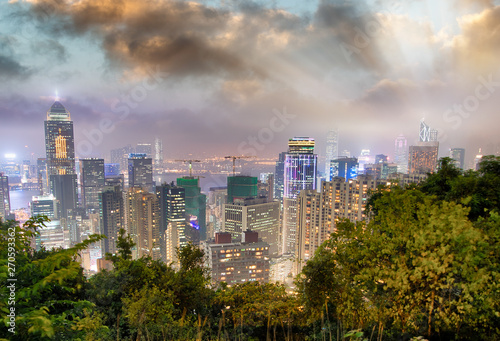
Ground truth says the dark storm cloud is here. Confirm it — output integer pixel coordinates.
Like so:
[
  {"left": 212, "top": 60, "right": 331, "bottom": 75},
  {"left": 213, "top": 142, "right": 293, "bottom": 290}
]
[
  {"left": 30, "top": 39, "right": 67, "bottom": 62},
  {"left": 13, "top": 0, "right": 389, "bottom": 82},
  {"left": 0, "top": 36, "right": 32, "bottom": 79}
]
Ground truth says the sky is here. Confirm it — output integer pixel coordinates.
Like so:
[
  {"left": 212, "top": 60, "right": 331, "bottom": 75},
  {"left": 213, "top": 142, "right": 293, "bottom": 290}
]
[{"left": 1, "top": 0, "right": 500, "bottom": 167}]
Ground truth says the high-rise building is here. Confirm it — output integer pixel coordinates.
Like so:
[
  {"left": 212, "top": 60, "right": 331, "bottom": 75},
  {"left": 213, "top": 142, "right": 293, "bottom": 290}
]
[
  {"left": 419, "top": 119, "right": 438, "bottom": 142},
  {"left": 295, "top": 176, "right": 385, "bottom": 273},
  {"left": 44, "top": 101, "right": 78, "bottom": 218},
  {"left": 0, "top": 173, "right": 11, "bottom": 220},
  {"left": 44, "top": 101, "right": 76, "bottom": 176},
  {"left": 394, "top": 134, "right": 408, "bottom": 174},
  {"left": 223, "top": 197, "right": 280, "bottom": 257},
  {"left": 227, "top": 176, "right": 258, "bottom": 204},
  {"left": 124, "top": 187, "right": 160, "bottom": 260},
  {"left": 99, "top": 185, "right": 124, "bottom": 256},
  {"left": 324, "top": 129, "right": 338, "bottom": 181},
  {"left": 37, "top": 158, "right": 48, "bottom": 195},
  {"left": 273, "top": 152, "right": 286, "bottom": 202},
  {"left": 202, "top": 231, "right": 270, "bottom": 287},
  {"left": 450, "top": 148, "right": 465, "bottom": 170},
  {"left": 80, "top": 158, "right": 105, "bottom": 211},
  {"left": 282, "top": 137, "right": 318, "bottom": 255},
  {"left": 177, "top": 177, "right": 207, "bottom": 242},
  {"left": 330, "top": 157, "right": 358, "bottom": 181},
  {"left": 207, "top": 186, "right": 228, "bottom": 239},
  {"left": 128, "top": 153, "right": 153, "bottom": 191},
  {"left": 156, "top": 182, "right": 186, "bottom": 263},
  {"left": 408, "top": 142, "right": 439, "bottom": 174},
  {"left": 154, "top": 137, "right": 163, "bottom": 175}
]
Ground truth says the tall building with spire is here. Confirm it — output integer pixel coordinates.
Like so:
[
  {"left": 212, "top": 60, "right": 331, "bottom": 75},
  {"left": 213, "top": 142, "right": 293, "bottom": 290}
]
[
  {"left": 45, "top": 101, "right": 76, "bottom": 176},
  {"left": 44, "top": 100, "right": 78, "bottom": 218},
  {"left": 394, "top": 134, "right": 408, "bottom": 174}
]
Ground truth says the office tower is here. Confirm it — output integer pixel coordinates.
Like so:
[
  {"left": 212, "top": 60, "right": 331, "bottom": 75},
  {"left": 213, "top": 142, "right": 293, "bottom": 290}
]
[
  {"left": 128, "top": 153, "right": 153, "bottom": 190},
  {"left": 124, "top": 187, "right": 161, "bottom": 260},
  {"left": 324, "top": 129, "right": 339, "bottom": 181},
  {"left": 99, "top": 185, "right": 124, "bottom": 256},
  {"left": 44, "top": 101, "right": 76, "bottom": 176},
  {"left": 227, "top": 176, "right": 258, "bottom": 204},
  {"left": 202, "top": 231, "right": 270, "bottom": 287},
  {"left": 49, "top": 173, "right": 78, "bottom": 219},
  {"left": 44, "top": 101, "right": 78, "bottom": 218},
  {"left": 0, "top": 173, "right": 11, "bottom": 220},
  {"left": 282, "top": 137, "right": 318, "bottom": 255},
  {"left": 273, "top": 152, "right": 286, "bottom": 202},
  {"left": 474, "top": 149, "right": 483, "bottom": 170},
  {"left": 450, "top": 148, "right": 465, "bottom": 170},
  {"left": 375, "top": 154, "right": 388, "bottom": 164},
  {"left": 357, "top": 149, "right": 372, "bottom": 174},
  {"left": 80, "top": 158, "right": 105, "bottom": 211},
  {"left": 223, "top": 197, "right": 280, "bottom": 257},
  {"left": 177, "top": 177, "right": 206, "bottom": 242},
  {"left": 295, "top": 175, "right": 384, "bottom": 273},
  {"left": 419, "top": 119, "right": 438, "bottom": 142},
  {"left": 154, "top": 137, "right": 163, "bottom": 174},
  {"left": 110, "top": 145, "right": 134, "bottom": 174},
  {"left": 136, "top": 143, "right": 152, "bottom": 158},
  {"left": 394, "top": 134, "right": 408, "bottom": 174},
  {"left": 31, "top": 194, "right": 57, "bottom": 218},
  {"left": 408, "top": 142, "right": 439, "bottom": 174},
  {"left": 330, "top": 157, "right": 358, "bottom": 181},
  {"left": 156, "top": 182, "right": 186, "bottom": 263}
]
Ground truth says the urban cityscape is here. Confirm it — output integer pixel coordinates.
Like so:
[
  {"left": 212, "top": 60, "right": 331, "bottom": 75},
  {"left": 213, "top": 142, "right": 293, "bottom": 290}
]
[{"left": 1, "top": 0, "right": 500, "bottom": 340}]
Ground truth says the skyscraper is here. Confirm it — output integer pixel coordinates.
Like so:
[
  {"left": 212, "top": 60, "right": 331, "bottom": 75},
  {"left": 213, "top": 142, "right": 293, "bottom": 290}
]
[
  {"left": 273, "top": 152, "right": 286, "bottom": 202},
  {"left": 136, "top": 143, "right": 153, "bottom": 158},
  {"left": 128, "top": 153, "right": 153, "bottom": 190},
  {"left": 44, "top": 101, "right": 75, "bottom": 176},
  {"left": 394, "top": 134, "right": 408, "bottom": 174},
  {"left": 156, "top": 182, "right": 186, "bottom": 263},
  {"left": 80, "top": 158, "right": 105, "bottom": 211},
  {"left": 0, "top": 173, "right": 10, "bottom": 220},
  {"left": 99, "top": 185, "right": 124, "bottom": 256},
  {"left": 408, "top": 142, "right": 439, "bottom": 174},
  {"left": 419, "top": 119, "right": 438, "bottom": 142},
  {"left": 282, "top": 137, "right": 318, "bottom": 255},
  {"left": 44, "top": 101, "right": 78, "bottom": 218},
  {"left": 324, "top": 129, "right": 338, "bottom": 181},
  {"left": 450, "top": 148, "right": 465, "bottom": 170},
  {"left": 154, "top": 137, "right": 163, "bottom": 172}
]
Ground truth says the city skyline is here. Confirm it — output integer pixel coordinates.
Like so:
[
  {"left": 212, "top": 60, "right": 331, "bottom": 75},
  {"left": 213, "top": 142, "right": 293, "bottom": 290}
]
[{"left": 2, "top": 0, "right": 500, "bottom": 166}]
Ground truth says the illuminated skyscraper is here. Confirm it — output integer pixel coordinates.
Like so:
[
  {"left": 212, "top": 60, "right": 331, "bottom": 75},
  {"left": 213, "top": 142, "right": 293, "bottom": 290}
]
[
  {"left": 408, "top": 142, "right": 439, "bottom": 174},
  {"left": 419, "top": 119, "right": 438, "bottom": 142},
  {"left": 324, "top": 129, "right": 338, "bottom": 181},
  {"left": 330, "top": 157, "right": 358, "bottom": 181},
  {"left": 394, "top": 134, "right": 408, "bottom": 174},
  {"left": 44, "top": 101, "right": 78, "bottom": 218},
  {"left": 273, "top": 152, "right": 286, "bottom": 202},
  {"left": 282, "top": 137, "right": 318, "bottom": 255},
  {"left": 44, "top": 101, "right": 75, "bottom": 176},
  {"left": 156, "top": 182, "right": 186, "bottom": 263}
]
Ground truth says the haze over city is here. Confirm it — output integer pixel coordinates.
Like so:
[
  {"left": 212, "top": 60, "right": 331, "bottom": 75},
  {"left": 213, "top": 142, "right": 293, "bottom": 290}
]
[{"left": 1, "top": 0, "right": 500, "bottom": 166}]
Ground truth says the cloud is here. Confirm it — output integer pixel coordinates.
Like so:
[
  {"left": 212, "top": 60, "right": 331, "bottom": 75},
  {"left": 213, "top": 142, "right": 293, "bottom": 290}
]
[
  {"left": 0, "top": 35, "right": 32, "bottom": 79},
  {"left": 451, "top": 5, "right": 500, "bottom": 75},
  {"left": 30, "top": 39, "right": 67, "bottom": 62}
]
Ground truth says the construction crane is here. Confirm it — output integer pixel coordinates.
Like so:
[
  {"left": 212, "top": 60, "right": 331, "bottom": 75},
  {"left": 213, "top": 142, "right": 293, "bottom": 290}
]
[
  {"left": 224, "top": 156, "right": 255, "bottom": 176},
  {"left": 175, "top": 159, "right": 201, "bottom": 177}
]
